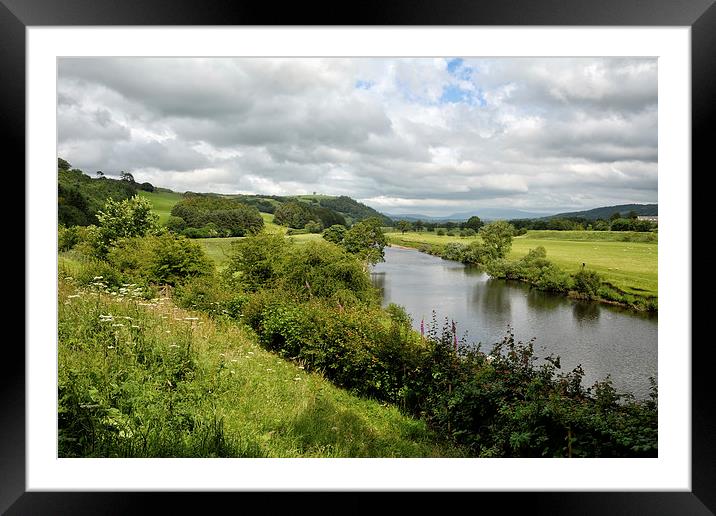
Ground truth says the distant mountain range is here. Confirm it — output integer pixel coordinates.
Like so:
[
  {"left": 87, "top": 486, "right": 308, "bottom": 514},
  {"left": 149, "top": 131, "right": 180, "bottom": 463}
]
[{"left": 384, "top": 203, "right": 658, "bottom": 222}]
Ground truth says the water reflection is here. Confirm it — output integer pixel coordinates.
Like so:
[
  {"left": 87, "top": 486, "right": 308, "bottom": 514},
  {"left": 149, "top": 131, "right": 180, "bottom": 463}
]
[
  {"left": 371, "top": 246, "right": 658, "bottom": 399},
  {"left": 572, "top": 300, "right": 600, "bottom": 325}
]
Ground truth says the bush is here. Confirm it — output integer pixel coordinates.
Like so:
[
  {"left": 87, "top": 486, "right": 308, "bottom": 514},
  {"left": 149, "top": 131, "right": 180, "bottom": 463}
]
[
  {"left": 58, "top": 225, "right": 81, "bottom": 251},
  {"left": 436, "top": 229, "right": 446, "bottom": 236},
  {"left": 441, "top": 242, "right": 468, "bottom": 262},
  {"left": 322, "top": 224, "right": 347, "bottom": 244},
  {"left": 573, "top": 268, "right": 602, "bottom": 298},
  {"left": 108, "top": 233, "right": 214, "bottom": 286},
  {"left": 304, "top": 220, "right": 323, "bottom": 234}
]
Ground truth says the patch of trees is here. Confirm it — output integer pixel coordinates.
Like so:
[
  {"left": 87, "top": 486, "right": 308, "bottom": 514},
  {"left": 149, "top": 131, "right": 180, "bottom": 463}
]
[
  {"left": 317, "top": 195, "right": 392, "bottom": 226},
  {"left": 58, "top": 162, "right": 138, "bottom": 227},
  {"left": 508, "top": 216, "right": 656, "bottom": 232},
  {"left": 169, "top": 194, "right": 264, "bottom": 238}
]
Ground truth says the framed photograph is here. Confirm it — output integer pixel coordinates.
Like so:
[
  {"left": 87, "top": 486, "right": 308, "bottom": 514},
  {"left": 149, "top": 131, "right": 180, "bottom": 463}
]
[{"left": 7, "top": 0, "right": 712, "bottom": 513}]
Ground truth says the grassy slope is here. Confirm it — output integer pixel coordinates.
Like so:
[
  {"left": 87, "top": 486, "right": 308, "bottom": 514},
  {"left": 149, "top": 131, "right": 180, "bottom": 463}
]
[
  {"left": 388, "top": 230, "right": 658, "bottom": 297},
  {"left": 137, "top": 190, "right": 184, "bottom": 224},
  {"left": 57, "top": 266, "right": 460, "bottom": 458}
]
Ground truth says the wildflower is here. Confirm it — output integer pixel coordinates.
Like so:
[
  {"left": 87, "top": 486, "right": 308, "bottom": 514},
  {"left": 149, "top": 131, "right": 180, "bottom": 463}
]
[
  {"left": 131, "top": 325, "right": 140, "bottom": 329},
  {"left": 92, "top": 276, "right": 103, "bottom": 280},
  {"left": 68, "top": 294, "right": 80, "bottom": 299},
  {"left": 112, "top": 323, "right": 124, "bottom": 327}
]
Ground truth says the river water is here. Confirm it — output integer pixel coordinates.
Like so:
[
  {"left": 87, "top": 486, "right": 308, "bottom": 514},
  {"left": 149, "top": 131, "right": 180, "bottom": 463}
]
[{"left": 370, "top": 246, "right": 657, "bottom": 399}]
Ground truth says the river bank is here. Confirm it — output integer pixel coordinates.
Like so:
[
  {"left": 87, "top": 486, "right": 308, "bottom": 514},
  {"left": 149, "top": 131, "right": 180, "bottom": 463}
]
[{"left": 385, "top": 239, "right": 657, "bottom": 313}]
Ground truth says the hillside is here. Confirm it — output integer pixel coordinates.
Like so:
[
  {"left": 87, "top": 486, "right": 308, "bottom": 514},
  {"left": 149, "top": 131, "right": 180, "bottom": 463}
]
[
  {"left": 544, "top": 204, "right": 658, "bottom": 221},
  {"left": 58, "top": 168, "right": 138, "bottom": 226}
]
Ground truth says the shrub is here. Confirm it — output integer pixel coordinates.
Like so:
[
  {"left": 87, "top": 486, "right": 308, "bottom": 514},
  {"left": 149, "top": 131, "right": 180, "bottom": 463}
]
[
  {"left": 573, "top": 268, "right": 602, "bottom": 298},
  {"left": 436, "top": 229, "right": 446, "bottom": 236},
  {"left": 322, "top": 224, "right": 347, "bottom": 244},
  {"left": 304, "top": 220, "right": 324, "bottom": 234},
  {"left": 108, "top": 233, "right": 214, "bottom": 286},
  {"left": 441, "top": 242, "right": 468, "bottom": 262}
]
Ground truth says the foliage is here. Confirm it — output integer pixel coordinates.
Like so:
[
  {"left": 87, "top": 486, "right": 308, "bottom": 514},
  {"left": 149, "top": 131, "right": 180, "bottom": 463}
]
[
  {"left": 341, "top": 217, "right": 388, "bottom": 265},
  {"left": 304, "top": 220, "right": 324, "bottom": 234},
  {"left": 58, "top": 167, "right": 138, "bottom": 226},
  {"left": 170, "top": 194, "right": 264, "bottom": 237},
  {"left": 226, "top": 232, "right": 288, "bottom": 292},
  {"left": 108, "top": 233, "right": 214, "bottom": 286},
  {"left": 273, "top": 201, "right": 318, "bottom": 229},
  {"left": 479, "top": 221, "right": 515, "bottom": 259},
  {"left": 322, "top": 224, "right": 347, "bottom": 244},
  {"left": 396, "top": 220, "right": 412, "bottom": 234},
  {"left": 96, "top": 196, "right": 161, "bottom": 252},
  {"left": 573, "top": 268, "right": 602, "bottom": 299},
  {"left": 462, "top": 216, "right": 483, "bottom": 231}
]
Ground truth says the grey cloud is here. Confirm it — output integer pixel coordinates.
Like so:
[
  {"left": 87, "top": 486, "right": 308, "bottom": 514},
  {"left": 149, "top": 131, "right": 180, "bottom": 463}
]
[{"left": 57, "top": 57, "right": 658, "bottom": 215}]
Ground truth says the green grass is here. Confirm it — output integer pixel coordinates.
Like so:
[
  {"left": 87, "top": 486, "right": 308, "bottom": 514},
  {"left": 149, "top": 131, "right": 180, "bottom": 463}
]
[
  {"left": 58, "top": 273, "right": 460, "bottom": 457},
  {"left": 388, "top": 230, "right": 658, "bottom": 297},
  {"left": 137, "top": 190, "right": 184, "bottom": 224}
]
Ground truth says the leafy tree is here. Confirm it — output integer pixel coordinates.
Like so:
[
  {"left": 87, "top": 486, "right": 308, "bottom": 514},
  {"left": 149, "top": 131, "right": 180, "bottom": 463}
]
[
  {"left": 95, "top": 170, "right": 104, "bottom": 178},
  {"left": 166, "top": 216, "right": 187, "bottom": 233},
  {"left": 139, "top": 182, "right": 155, "bottom": 192},
  {"left": 120, "top": 171, "right": 135, "bottom": 183},
  {"left": 413, "top": 220, "right": 425, "bottom": 232},
  {"left": 396, "top": 220, "right": 412, "bottom": 234},
  {"left": 610, "top": 211, "right": 622, "bottom": 221},
  {"left": 273, "top": 201, "right": 316, "bottom": 229},
  {"left": 627, "top": 210, "right": 639, "bottom": 220},
  {"left": 322, "top": 224, "right": 347, "bottom": 244},
  {"left": 463, "top": 216, "right": 483, "bottom": 231},
  {"left": 304, "top": 220, "right": 323, "bottom": 234},
  {"left": 227, "top": 232, "right": 288, "bottom": 291},
  {"left": 96, "top": 196, "right": 160, "bottom": 250},
  {"left": 573, "top": 268, "right": 602, "bottom": 298},
  {"left": 342, "top": 217, "right": 388, "bottom": 265},
  {"left": 58, "top": 157, "right": 71, "bottom": 171},
  {"left": 479, "top": 220, "right": 515, "bottom": 259}
]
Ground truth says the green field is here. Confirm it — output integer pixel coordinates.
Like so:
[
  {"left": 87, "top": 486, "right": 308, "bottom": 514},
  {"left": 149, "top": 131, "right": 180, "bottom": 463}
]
[
  {"left": 388, "top": 230, "right": 658, "bottom": 297},
  {"left": 137, "top": 190, "right": 184, "bottom": 224}
]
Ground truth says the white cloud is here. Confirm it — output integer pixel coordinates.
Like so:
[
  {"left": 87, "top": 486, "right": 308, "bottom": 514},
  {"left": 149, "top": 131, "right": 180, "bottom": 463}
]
[{"left": 57, "top": 57, "right": 657, "bottom": 216}]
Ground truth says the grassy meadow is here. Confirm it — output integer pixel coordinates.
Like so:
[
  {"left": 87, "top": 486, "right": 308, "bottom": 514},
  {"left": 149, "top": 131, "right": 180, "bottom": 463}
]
[
  {"left": 137, "top": 190, "right": 184, "bottom": 224},
  {"left": 57, "top": 262, "right": 461, "bottom": 458},
  {"left": 387, "top": 230, "right": 658, "bottom": 297}
]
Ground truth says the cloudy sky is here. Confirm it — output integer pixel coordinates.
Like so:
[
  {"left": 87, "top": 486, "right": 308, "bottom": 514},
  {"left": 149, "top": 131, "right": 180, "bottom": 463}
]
[{"left": 57, "top": 57, "right": 657, "bottom": 217}]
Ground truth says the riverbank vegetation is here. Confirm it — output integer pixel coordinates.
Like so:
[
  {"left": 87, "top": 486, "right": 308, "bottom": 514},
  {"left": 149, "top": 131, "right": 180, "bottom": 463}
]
[
  {"left": 388, "top": 227, "right": 657, "bottom": 310},
  {"left": 58, "top": 194, "right": 657, "bottom": 457}
]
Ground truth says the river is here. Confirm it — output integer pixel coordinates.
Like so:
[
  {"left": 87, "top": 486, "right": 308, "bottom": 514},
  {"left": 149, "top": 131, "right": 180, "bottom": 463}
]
[{"left": 370, "top": 246, "right": 658, "bottom": 399}]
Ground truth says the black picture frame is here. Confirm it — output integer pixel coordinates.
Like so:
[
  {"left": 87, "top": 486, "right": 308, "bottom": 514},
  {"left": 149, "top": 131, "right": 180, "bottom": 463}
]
[{"left": 5, "top": 0, "right": 712, "bottom": 513}]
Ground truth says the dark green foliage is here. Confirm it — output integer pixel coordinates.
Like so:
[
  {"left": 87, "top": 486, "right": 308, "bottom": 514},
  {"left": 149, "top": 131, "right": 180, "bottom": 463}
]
[
  {"left": 341, "top": 217, "right": 388, "bottom": 265},
  {"left": 573, "top": 268, "right": 602, "bottom": 299},
  {"left": 318, "top": 195, "right": 392, "bottom": 226},
  {"left": 139, "top": 182, "right": 155, "bottom": 192},
  {"left": 462, "top": 216, "right": 483, "bottom": 231},
  {"left": 58, "top": 168, "right": 137, "bottom": 227},
  {"left": 322, "top": 224, "right": 347, "bottom": 244},
  {"left": 58, "top": 157, "right": 72, "bottom": 170},
  {"left": 170, "top": 194, "right": 264, "bottom": 237},
  {"left": 396, "top": 220, "right": 412, "bottom": 234},
  {"left": 273, "top": 201, "right": 318, "bottom": 229},
  {"left": 226, "top": 232, "right": 288, "bottom": 292},
  {"left": 486, "top": 247, "right": 573, "bottom": 293},
  {"left": 238, "top": 290, "right": 657, "bottom": 457},
  {"left": 166, "top": 216, "right": 188, "bottom": 233},
  {"left": 108, "top": 233, "right": 214, "bottom": 286},
  {"left": 304, "top": 220, "right": 324, "bottom": 233},
  {"left": 479, "top": 221, "right": 515, "bottom": 259},
  {"left": 310, "top": 206, "right": 346, "bottom": 228},
  {"left": 441, "top": 242, "right": 468, "bottom": 262}
]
